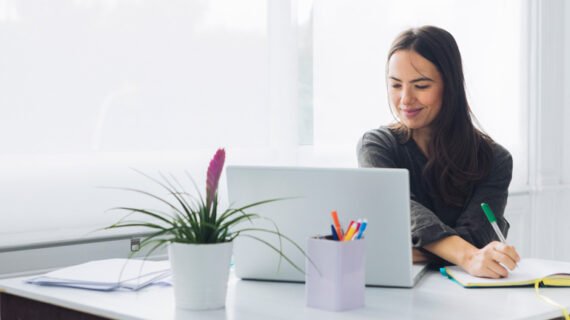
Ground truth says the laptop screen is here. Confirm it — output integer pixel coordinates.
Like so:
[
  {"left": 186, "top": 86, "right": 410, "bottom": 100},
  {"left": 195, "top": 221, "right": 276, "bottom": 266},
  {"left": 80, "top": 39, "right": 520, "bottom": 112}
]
[{"left": 226, "top": 166, "right": 423, "bottom": 287}]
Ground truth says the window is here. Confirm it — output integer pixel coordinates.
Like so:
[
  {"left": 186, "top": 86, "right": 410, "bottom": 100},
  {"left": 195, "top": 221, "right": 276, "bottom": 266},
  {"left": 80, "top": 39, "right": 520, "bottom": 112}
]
[
  {"left": 0, "top": 0, "right": 528, "bottom": 243},
  {"left": 0, "top": 0, "right": 271, "bottom": 239},
  {"left": 308, "top": 0, "right": 526, "bottom": 188}
]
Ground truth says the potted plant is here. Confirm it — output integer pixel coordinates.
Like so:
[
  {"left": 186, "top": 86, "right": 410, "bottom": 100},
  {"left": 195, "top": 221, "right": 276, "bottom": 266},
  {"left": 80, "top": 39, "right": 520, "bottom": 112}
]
[{"left": 105, "top": 148, "right": 305, "bottom": 310}]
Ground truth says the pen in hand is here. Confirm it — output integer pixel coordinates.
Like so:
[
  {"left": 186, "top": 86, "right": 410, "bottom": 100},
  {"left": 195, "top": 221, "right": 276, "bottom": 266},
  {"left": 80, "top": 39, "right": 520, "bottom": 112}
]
[
  {"left": 481, "top": 202, "right": 518, "bottom": 269},
  {"left": 481, "top": 203, "right": 506, "bottom": 242}
]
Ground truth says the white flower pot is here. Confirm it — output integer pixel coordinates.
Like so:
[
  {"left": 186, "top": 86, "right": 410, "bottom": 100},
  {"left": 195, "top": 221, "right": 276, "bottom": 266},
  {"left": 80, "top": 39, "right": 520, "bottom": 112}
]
[{"left": 168, "top": 241, "right": 233, "bottom": 310}]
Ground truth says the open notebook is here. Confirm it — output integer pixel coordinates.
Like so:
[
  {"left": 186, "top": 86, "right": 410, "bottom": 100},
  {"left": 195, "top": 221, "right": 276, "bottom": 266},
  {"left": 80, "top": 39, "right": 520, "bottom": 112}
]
[{"left": 443, "top": 258, "right": 570, "bottom": 287}]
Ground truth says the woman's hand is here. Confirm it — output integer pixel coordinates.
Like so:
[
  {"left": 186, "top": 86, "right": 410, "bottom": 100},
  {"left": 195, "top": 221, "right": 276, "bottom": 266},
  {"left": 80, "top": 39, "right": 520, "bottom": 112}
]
[
  {"left": 459, "top": 241, "right": 520, "bottom": 278},
  {"left": 423, "top": 235, "right": 521, "bottom": 278}
]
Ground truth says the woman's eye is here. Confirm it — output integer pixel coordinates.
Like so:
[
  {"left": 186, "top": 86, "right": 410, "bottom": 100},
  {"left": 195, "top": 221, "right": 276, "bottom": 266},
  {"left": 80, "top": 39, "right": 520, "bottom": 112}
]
[
  {"left": 391, "top": 84, "right": 401, "bottom": 89},
  {"left": 415, "top": 85, "right": 430, "bottom": 89}
]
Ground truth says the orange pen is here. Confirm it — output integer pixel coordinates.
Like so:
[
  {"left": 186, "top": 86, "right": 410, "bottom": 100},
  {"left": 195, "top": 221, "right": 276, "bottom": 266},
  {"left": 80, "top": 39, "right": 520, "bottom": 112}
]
[{"left": 331, "top": 210, "right": 343, "bottom": 239}]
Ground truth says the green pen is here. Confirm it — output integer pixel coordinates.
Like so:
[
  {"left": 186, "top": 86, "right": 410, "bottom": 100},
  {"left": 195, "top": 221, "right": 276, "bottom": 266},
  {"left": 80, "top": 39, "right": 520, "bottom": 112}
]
[{"left": 481, "top": 203, "right": 507, "bottom": 243}]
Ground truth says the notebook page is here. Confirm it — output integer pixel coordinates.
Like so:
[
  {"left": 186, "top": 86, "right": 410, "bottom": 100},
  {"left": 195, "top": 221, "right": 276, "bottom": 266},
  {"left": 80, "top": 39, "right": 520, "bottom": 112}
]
[{"left": 446, "top": 258, "right": 570, "bottom": 286}]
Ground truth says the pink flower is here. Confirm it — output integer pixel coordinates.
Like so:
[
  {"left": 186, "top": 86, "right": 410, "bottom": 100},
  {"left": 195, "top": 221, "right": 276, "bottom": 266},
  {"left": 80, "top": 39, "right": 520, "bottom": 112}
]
[{"left": 206, "top": 148, "right": 225, "bottom": 206}]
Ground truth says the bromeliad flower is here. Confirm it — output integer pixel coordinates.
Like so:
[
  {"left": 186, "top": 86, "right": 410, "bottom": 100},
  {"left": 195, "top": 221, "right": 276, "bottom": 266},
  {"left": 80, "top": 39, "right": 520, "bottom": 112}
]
[{"left": 206, "top": 148, "right": 225, "bottom": 208}]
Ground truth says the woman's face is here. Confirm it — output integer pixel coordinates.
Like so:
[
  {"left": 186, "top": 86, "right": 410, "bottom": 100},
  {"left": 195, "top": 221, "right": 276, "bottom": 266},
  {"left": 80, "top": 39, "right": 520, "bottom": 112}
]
[{"left": 387, "top": 50, "right": 444, "bottom": 133}]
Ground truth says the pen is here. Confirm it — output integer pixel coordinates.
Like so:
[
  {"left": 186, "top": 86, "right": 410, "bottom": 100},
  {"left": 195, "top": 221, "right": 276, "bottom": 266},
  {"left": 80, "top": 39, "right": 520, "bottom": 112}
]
[
  {"left": 481, "top": 203, "right": 507, "bottom": 242},
  {"left": 342, "top": 222, "right": 358, "bottom": 241},
  {"left": 481, "top": 203, "right": 517, "bottom": 269},
  {"left": 355, "top": 219, "right": 367, "bottom": 239},
  {"left": 330, "top": 224, "right": 339, "bottom": 241},
  {"left": 345, "top": 220, "right": 355, "bottom": 236},
  {"left": 331, "top": 211, "right": 343, "bottom": 239},
  {"left": 341, "top": 220, "right": 354, "bottom": 241},
  {"left": 350, "top": 221, "right": 361, "bottom": 240}
]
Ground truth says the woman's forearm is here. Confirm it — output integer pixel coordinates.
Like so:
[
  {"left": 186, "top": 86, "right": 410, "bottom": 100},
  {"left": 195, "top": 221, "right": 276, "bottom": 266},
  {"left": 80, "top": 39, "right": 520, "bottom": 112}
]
[{"left": 422, "top": 235, "right": 476, "bottom": 267}]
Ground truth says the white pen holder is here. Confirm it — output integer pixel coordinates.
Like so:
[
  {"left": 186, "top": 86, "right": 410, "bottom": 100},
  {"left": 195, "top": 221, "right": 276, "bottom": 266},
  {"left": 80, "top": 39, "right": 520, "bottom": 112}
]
[{"left": 305, "top": 236, "right": 365, "bottom": 311}]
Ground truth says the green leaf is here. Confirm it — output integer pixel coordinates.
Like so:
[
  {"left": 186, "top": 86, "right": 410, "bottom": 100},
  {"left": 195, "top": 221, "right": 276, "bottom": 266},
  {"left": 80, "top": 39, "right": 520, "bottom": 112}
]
[
  {"left": 185, "top": 170, "right": 206, "bottom": 207},
  {"left": 236, "top": 227, "right": 320, "bottom": 275},
  {"left": 157, "top": 172, "right": 196, "bottom": 219},
  {"left": 217, "top": 198, "right": 289, "bottom": 222},
  {"left": 106, "top": 222, "right": 169, "bottom": 231},
  {"left": 217, "top": 213, "right": 260, "bottom": 236},
  {"left": 107, "top": 207, "right": 176, "bottom": 227},
  {"left": 100, "top": 186, "right": 187, "bottom": 220},
  {"left": 238, "top": 234, "right": 305, "bottom": 276}
]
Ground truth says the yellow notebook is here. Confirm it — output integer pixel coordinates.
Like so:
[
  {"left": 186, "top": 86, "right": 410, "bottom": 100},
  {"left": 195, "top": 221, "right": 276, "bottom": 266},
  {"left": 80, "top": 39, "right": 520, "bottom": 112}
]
[{"left": 443, "top": 258, "right": 570, "bottom": 287}]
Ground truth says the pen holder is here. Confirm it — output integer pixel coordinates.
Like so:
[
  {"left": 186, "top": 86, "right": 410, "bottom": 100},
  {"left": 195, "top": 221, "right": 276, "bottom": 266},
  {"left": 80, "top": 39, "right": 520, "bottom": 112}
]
[{"left": 305, "top": 236, "right": 365, "bottom": 311}]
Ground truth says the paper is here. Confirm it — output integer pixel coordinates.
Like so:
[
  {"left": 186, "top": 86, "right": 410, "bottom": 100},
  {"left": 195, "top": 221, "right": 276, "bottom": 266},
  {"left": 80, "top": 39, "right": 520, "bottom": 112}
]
[{"left": 26, "top": 258, "right": 172, "bottom": 291}]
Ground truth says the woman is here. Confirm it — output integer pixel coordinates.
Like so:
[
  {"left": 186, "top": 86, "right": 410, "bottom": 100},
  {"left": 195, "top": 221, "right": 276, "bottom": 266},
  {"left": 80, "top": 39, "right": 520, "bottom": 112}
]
[{"left": 357, "top": 26, "right": 520, "bottom": 278}]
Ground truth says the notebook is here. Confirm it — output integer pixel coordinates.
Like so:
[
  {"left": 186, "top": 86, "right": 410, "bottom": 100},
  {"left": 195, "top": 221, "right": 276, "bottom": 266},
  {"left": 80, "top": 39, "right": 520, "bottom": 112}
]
[
  {"left": 226, "top": 166, "right": 428, "bottom": 288},
  {"left": 443, "top": 258, "right": 570, "bottom": 287}
]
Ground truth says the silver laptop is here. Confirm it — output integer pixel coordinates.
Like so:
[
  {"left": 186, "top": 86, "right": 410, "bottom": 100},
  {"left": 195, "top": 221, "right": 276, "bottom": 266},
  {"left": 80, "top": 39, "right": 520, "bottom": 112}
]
[{"left": 226, "top": 166, "right": 427, "bottom": 287}]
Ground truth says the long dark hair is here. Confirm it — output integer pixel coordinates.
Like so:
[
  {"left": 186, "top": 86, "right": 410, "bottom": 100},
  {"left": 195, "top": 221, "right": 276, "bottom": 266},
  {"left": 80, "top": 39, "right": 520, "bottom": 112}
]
[{"left": 387, "top": 26, "right": 494, "bottom": 208}]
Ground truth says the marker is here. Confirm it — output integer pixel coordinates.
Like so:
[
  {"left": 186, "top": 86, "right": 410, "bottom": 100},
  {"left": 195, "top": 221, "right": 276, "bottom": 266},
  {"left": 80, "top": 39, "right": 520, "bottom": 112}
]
[
  {"left": 350, "top": 221, "right": 361, "bottom": 241},
  {"left": 345, "top": 220, "right": 355, "bottom": 236},
  {"left": 343, "top": 223, "right": 358, "bottom": 241},
  {"left": 355, "top": 219, "right": 367, "bottom": 239},
  {"left": 342, "top": 220, "right": 356, "bottom": 241},
  {"left": 481, "top": 203, "right": 517, "bottom": 269},
  {"left": 331, "top": 224, "right": 339, "bottom": 241},
  {"left": 481, "top": 203, "right": 506, "bottom": 242},
  {"left": 331, "top": 211, "right": 343, "bottom": 239}
]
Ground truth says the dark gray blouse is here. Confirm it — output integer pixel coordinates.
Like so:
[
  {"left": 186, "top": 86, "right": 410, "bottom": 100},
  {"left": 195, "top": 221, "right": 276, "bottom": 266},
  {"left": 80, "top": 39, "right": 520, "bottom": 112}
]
[{"left": 357, "top": 126, "right": 512, "bottom": 251}]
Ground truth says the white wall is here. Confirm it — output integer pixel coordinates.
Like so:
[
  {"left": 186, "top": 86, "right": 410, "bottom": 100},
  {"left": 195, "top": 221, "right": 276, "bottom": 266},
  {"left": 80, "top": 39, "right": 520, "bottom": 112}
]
[
  {"left": 505, "top": 0, "right": 570, "bottom": 262},
  {"left": 532, "top": 0, "right": 570, "bottom": 261},
  {"left": 565, "top": 0, "right": 570, "bottom": 185}
]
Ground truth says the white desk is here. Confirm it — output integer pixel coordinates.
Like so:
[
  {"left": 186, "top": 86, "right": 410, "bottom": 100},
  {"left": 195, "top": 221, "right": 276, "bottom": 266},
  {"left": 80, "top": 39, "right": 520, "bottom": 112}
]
[{"left": 0, "top": 269, "right": 568, "bottom": 320}]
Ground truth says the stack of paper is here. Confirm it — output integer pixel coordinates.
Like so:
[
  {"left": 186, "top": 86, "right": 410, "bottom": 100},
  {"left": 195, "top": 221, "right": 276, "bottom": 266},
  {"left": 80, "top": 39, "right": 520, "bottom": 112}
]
[{"left": 26, "top": 258, "right": 172, "bottom": 291}]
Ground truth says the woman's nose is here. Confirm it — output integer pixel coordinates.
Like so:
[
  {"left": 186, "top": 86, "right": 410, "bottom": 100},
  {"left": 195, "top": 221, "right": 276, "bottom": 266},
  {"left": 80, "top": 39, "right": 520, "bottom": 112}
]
[{"left": 400, "top": 86, "right": 415, "bottom": 106}]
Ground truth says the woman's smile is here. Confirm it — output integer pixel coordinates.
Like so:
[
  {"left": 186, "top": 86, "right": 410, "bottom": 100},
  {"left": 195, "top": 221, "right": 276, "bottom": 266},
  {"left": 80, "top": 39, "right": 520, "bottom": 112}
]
[{"left": 401, "top": 107, "right": 423, "bottom": 118}]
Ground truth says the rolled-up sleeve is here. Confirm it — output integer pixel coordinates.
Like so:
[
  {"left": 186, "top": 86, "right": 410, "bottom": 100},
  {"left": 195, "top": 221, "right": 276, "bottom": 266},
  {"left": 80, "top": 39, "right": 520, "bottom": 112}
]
[
  {"left": 357, "top": 130, "right": 458, "bottom": 248},
  {"left": 408, "top": 200, "right": 457, "bottom": 247}
]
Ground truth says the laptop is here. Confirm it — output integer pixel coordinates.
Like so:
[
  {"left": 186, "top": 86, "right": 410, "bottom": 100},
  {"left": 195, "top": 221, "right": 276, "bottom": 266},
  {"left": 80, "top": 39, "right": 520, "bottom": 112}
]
[{"left": 226, "top": 166, "right": 427, "bottom": 287}]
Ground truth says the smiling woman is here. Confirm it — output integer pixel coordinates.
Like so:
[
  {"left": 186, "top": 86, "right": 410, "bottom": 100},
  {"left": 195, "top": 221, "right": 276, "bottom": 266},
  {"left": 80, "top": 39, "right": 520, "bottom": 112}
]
[
  {"left": 311, "top": 0, "right": 527, "bottom": 189},
  {"left": 358, "top": 26, "right": 520, "bottom": 279},
  {"left": 387, "top": 50, "right": 444, "bottom": 150}
]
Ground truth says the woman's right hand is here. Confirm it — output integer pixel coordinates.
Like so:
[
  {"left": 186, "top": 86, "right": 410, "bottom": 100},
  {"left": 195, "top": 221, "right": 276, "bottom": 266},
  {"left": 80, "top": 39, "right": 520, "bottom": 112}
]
[{"left": 460, "top": 241, "right": 520, "bottom": 278}]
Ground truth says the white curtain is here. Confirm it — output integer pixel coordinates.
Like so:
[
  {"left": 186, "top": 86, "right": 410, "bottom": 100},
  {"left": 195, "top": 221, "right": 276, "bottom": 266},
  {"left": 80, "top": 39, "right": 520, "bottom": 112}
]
[{"left": 0, "top": 0, "right": 527, "bottom": 242}]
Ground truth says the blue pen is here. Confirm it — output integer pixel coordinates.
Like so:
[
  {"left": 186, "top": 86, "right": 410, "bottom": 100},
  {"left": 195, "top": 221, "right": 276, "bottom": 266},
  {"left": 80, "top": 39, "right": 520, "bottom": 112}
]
[
  {"left": 331, "top": 224, "right": 339, "bottom": 241},
  {"left": 355, "top": 219, "right": 367, "bottom": 239}
]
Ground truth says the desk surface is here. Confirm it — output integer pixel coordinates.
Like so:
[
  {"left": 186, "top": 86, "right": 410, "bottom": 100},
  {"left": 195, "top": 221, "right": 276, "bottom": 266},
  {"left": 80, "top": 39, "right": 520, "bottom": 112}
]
[{"left": 0, "top": 269, "right": 568, "bottom": 320}]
